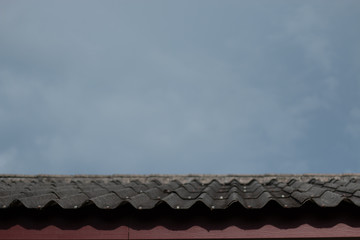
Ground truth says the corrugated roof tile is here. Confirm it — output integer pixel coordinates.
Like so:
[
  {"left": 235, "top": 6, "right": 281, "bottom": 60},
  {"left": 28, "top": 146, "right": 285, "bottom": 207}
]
[
  {"left": 56, "top": 193, "right": 89, "bottom": 209},
  {"left": 19, "top": 193, "right": 59, "bottom": 208},
  {"left": 128, "top": 192, "right": 158, "bottom": 209},
  {"left": 313, "top": 191, "right": 344, "bottom": 207},
  {"left": 1, "top": 174, "right": 360, "bottom": 210},
  {"left": 161, "top": 192, "right": 195, "bottom": 209},
  {"left": 112, "top": 188, "right": 138, "bottom": 199},
  {"left": 89, "top": 192, "right": 122, "bottom": 209}
]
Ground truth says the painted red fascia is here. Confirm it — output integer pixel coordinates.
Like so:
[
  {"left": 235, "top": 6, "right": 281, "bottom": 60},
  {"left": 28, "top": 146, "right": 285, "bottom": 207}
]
[
  {"left": 0, "top": 225, "right": 129, "bottom": 240},
  {"left": 1, "top": 223, "right": 360, "bottom": 239},
  {"left": 129, "top": 224, "right": 360, "bottom": 239}
]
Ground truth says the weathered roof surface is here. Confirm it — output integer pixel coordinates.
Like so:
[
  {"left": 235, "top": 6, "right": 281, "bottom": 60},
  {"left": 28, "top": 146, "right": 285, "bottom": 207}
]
[{"left": 1, "top": 174, "right": 360, "bottom": 210}]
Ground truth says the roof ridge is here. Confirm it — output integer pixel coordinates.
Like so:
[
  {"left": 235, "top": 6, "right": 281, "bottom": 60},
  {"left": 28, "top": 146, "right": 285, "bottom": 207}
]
[
  {"left": 2, "top": 173, "right": 360, "bottom": 177},
  {"left": 1, "top": 174, "right": 360, "bottom": 184}
]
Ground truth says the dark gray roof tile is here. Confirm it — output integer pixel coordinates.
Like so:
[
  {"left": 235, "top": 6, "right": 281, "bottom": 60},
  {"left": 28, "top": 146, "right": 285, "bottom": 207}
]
[
  {"left": 197, "top": 192, "right": 217, "bottom": 208},
  {"left": 82, "top": 189, "right": 109, "bottom": 198},
  {"left": 0, "top": 195, "right": 22, "bottom": 208},
  {"left": 112, "top": 188, "right": 138, "bottom": 199},
  {"left": 125, "top": 182, "right": 149, "bottom": 192},
  {"left": 226, "top": 192, "right": 246, "bottom": 208},
  {"left": 275, "top": 197, "right": 302, "bottom": 208},
  {"left": 296, "top": 183, "right": 313, "bottom": 192},
  {"left": 324, "top": 182, "right": 341, "bottom": 189},
  {"left": 282, "top": 185, "right": 295, "bottom": 194},
  {"left": 128, "top": 193, "right": 158, "bottom": 209},
  {"left": 19, "top": 193, "right": 59, "bottom": 208},
  {"left": 305, "top": 186, "right": 327, "bottom": 197},
  {"left": 244, "top": 192, "right": 272, "bottom": 209},
  {"left": 348, "top": 196, "right": 360, "bottom": 206},
  {"left": 54, "top": 189, "right": 83, "bottom": 198},
  {"left": 313, "top": 191, "right": 344, "bottom": 207},
  {"left": 173, "top": 187, "right": 201, "bottom": 199},
  {"left": 291, "top": 191, "right": 312, "bottom": 204},
  {"left": 337, "top": 182, "right": 360, "bottom": 194},
  {"left": 89, "top": 192, "right": 122, "bottom": 209},
  {"left": 353, "top": 190, "right": 360, "bottom": 198},
  {"left": 143, "top": 187, "right": 168, "bottom": 200},
  {"left": 1, "top": 175, "right": 360, "bottom": 210},
  {"left": 182, "top": 183, "right": 201, "bottom": 193},
  {"left": 57, "top": 193, "right": 89, "bottom": 209},
  {"left": 161, "top": 192, "right": 196, "bottom": 209}
]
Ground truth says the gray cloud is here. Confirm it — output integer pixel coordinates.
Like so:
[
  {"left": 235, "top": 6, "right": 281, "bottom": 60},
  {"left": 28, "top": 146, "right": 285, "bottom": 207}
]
[{"left": 1, "top": 0, "right": 360, "bottom": 174}]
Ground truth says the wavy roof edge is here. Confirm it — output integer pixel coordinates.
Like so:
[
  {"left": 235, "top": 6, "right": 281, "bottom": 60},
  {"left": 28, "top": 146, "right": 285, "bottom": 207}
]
[{"left": 2, "top": 174, "right": 360, "bottom": 184}]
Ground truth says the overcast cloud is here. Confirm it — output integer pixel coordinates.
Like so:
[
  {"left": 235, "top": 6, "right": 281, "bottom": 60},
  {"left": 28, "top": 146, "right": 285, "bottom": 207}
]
[{"left": 1, "top": 0, "right": 360, "bottom": 174}]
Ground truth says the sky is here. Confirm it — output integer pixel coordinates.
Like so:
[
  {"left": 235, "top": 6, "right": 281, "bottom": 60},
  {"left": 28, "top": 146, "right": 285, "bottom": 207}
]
[{"left": 0, "top": 0, "right": 360, "bottom": 175}]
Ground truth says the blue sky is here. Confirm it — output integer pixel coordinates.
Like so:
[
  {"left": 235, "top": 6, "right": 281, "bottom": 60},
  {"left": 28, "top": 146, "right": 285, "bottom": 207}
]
[{"left": 0, "top": 0, "right": 360, "bottom": 174}]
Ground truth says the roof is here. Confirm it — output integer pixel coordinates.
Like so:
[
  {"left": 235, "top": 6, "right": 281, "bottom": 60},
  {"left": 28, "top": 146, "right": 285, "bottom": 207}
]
[{"left": 2, "top": 174, "right": 360, "bottom": 210}]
